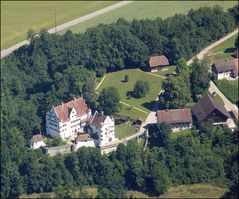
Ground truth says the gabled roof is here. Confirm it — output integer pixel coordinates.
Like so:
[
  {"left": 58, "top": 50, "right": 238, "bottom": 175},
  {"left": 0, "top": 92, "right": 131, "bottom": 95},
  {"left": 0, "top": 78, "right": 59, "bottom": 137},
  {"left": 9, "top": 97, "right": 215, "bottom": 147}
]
[
  {"left": 213, "top": 58, "right": 238, "bottom": 76},
  {"left": 149, "top": 55, "right": 169, "bottom": 68},
  {"left": 90, "top": 111, "right": 107, "bottom": 127},
  {"left": 31, "top": 134, "right": 43, "bottom": 144},
  {"left": 52, "top": 97, "right": 90, "bottom": 122},
  {"left": 192, "top": 94, "right": 230, "bottom": 122},
  {"left": 156, "top": 108, "right": 192, "bottom": 124}
]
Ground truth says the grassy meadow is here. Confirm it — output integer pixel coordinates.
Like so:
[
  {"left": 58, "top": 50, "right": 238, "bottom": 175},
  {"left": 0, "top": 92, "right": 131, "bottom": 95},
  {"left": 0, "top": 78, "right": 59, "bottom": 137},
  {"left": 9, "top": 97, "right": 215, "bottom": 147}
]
[
  {"left": 154, "top": 66, "right": 176, "bottom": 77},
  {"left": 207, "top": 34, "right": 238, "bottom": 64},
  {"left": 160, "top": 184, "right": 228, "bottom": 198},
  {"left": 170, "top": 129, "right": 192, "bottom": 140},
  {"left": 1, "top": 1, "right": 117, "bottom": 49},
  {"left": 216, "top": 79, "right": 238, "bottom": 104},
  {"left": 20, "top": 184, "right": 228, "bottom": 198},
  {"left": 118, "top": 103, "right": 148, "bottom": 120},
  {"left": 115, "top": 123, "right": 138, "bottom": 140},
  {"left": 61, "top": 1, "right": 237, "bottom": 35},
  {"left": 96, "top": 69, "right": 164, "bottom": 113}
]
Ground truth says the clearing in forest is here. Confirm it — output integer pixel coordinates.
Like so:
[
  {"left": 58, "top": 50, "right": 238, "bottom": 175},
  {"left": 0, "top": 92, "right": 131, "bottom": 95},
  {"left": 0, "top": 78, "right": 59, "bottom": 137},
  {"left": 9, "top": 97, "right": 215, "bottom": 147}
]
[{"left": 96, "top": 69, "right": 164, "bottom": 114}]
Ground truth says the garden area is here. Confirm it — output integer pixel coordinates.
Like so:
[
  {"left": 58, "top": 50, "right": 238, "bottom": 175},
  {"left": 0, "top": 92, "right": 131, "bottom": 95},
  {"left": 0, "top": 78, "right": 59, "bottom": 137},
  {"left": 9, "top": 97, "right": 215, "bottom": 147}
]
[
  {"left": 216, "top": 79, "right": 238, "bottom": 104},
  {"left": 96, "top": 69, "right": 164, "bottom": 113}
]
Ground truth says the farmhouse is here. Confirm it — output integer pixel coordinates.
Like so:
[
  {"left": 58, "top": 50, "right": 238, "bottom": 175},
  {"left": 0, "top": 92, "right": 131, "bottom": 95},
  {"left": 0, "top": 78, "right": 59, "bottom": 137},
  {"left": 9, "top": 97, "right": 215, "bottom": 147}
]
[
  {"left": 46, "top": 97, "right": 92, "bottom": 139},
  {"left": 89, "top": 111, "right": 117, "bottom": 147},
  {"left": 156, "top": 108, "right": 193, "bottom": 132},
  {"left": 30, "top": 134, "right": 45, "bottom": 149},
  {"left": 148, "top": 55, "right": 169, "bottom": 72},
  {"left": 192, "top": 94, "right": 231, "bottom": 126},
  {"left": 212, "top": 58, "right": 238, "bottom": 80}
]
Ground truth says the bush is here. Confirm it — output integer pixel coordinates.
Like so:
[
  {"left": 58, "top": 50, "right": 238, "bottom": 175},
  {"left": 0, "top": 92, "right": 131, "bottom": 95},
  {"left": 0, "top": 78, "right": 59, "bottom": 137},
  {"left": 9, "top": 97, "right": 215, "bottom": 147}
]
[
  {"left": 52, "top": 136, "right": 66, "bottom": 147},
  {"left": 133, "top": 80, "right": 149, "bottom": 98},
  {"left": 124, "top": 75, "right": 129, "bottom": 82}
]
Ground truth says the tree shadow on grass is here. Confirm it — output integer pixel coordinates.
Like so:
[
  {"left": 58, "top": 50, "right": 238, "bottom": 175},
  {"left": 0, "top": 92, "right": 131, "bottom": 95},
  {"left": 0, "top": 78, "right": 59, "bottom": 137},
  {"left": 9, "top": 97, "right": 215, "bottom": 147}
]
[
  {"left": 224, "top": 47, "right": 236, "bottom": 53},
  {"left": 142, "top": 100, "right": 156, "bottom": 111},
  {"left": 126, "top": 91, "right": 144, "bottom": 99}
]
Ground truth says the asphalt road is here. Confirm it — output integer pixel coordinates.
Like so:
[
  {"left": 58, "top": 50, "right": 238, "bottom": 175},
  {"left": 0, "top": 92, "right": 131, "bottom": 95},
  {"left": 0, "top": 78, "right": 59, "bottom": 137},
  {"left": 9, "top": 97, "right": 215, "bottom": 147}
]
[{"left": 1, "top": 1, "right": 134, "bottom": 59}]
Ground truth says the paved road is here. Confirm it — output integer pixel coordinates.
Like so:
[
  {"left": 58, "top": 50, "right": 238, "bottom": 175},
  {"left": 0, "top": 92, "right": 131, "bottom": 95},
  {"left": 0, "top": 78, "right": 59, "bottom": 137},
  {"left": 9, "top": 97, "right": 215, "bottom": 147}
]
[
  {"left": 187, "top": 29, "right": 238, "bottom": 65},
  {"left": 1, "top": 1, "right": 134, "bottom": 59}
]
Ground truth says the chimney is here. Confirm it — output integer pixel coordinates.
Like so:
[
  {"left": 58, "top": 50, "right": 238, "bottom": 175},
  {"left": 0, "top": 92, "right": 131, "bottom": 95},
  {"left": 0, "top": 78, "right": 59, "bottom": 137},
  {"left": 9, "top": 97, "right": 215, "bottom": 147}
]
[
  {"left": 61, "top": 102, "right": 64, "bottom": 107},
  {"left": 74, "top": 97, "right": 76, "bottom": 101},
  {"left": 226, "top": 59, "right": 228, "bottom": 62},
  {"left": 166, "top": 109, "right": 168, "bottom": 112},
  {"left": 101, "top": 111, "right": 104, "bottom": 115}
]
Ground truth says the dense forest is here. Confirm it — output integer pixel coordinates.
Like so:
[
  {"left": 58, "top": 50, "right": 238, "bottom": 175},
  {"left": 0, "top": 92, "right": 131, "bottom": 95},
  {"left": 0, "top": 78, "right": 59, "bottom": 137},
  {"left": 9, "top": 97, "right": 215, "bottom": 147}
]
[{"left": 1, "top": 5, "right": 238, "bottom": 198}]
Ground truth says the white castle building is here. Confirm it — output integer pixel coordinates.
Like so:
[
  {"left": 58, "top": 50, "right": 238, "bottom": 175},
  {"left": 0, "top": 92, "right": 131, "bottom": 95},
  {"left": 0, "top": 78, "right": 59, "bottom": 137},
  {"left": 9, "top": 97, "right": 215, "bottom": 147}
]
[
  {"left": 88, "top": 111, "right": 117, "bottom": 147},
  {"left": 46, "top": 97, "right": 92, "bottom": 139}
]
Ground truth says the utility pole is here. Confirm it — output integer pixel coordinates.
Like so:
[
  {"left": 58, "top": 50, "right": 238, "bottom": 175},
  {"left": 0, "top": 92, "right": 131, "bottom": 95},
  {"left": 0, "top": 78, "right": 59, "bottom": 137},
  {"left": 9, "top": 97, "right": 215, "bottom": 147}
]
[{"left": 54, "top": 9, "right": 57, "bottom": 33}]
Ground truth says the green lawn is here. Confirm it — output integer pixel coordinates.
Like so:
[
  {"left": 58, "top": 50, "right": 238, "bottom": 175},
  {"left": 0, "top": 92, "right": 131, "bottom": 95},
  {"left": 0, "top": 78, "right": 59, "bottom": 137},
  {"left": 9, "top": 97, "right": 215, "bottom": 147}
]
[
  {"left": 209, "top": 34, "right": 237, "bottom": 54},
  {"left": 212, "top": 93, "right": 225, "bottom": 106},
  {"left": 154, "top": 66, "right": 176, "bottom": 77},
  {"left": 115, "top": 123, "right": 138, "bottom": 140},
  {"left": 96, "top": 69, "right": 163, "bottom": 112},
  {"left": 60, "top": 1, "right": 237, "bottom": 35},
  {"left": 208, "top": 34, "right": 237, "bottom": 64},
  {"left": 1, "top": 1, "right": 117, "bottom": 49},
  {"left": 126, "top": 190, "right": 150, "bottom": 198},
  {"left": 119, "top": 103, "right": 148, "bottom": 120},
  {"left": 170, "top": 129, "right": 192, "bottom": 140},
  {"left": 216, "top": 79, "right": 238, "bottom": 104}
]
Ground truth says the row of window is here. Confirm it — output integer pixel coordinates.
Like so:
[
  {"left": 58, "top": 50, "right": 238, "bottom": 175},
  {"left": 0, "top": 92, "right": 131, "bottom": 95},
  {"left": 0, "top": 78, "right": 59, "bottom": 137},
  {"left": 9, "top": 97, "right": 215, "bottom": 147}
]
[
  {"left": 71, "top": 118, "right": 81, "bottom": 124},
  {"left": 49, "top": 121, "right": 58, "bottom": 127},
  {"left": 48, "top": 126, "right": 59, "bottom": 132},
  {"left": 71, "top": 123, "right": 81, "bottom": 128}
]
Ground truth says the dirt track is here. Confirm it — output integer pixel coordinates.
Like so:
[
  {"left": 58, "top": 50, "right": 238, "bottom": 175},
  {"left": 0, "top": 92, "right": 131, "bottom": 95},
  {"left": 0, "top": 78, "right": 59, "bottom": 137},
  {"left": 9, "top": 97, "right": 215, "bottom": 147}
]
[{"left": 187, "top": 29, "right": 238, "bottom": 65}]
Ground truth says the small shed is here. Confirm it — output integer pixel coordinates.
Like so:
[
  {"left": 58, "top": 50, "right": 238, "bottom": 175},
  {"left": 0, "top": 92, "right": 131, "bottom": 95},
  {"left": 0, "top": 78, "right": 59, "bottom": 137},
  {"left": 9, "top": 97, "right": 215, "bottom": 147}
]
[{"left": 30, "top": 134, "right": 45, "bottom": 149}]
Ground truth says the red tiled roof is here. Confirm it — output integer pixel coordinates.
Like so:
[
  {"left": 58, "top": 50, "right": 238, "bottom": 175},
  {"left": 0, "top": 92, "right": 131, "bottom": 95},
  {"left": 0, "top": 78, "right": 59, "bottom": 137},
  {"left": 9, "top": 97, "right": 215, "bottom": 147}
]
[
  {"left": 75, "top": 133, "right": 92, "bottom": 142},
  {"left": 90, "top": 111, "right": 107, "bottom": 127},
  {"left": 149, "top": 55, "right": 169, "bottom": 68},
  {"left": 54, "top": 97, "right": 89, "bottom": 122},
  {"left": 156, "top": 108, "right": 192, "bottom": 124}
]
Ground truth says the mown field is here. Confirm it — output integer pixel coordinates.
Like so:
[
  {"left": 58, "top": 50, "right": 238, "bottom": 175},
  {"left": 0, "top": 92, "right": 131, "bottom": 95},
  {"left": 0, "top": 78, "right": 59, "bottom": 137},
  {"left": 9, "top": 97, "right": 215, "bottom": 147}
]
[
  {"left": 1, "top": 1, "right": 116, "bottom": 49},
  {"left": 216, "top": 79, "right": 238, "bottom": 104},
  {"left": 96, "top": 69, "right": 164, "bottom": 113},
  {"left": 20, "top": 184, "right": 228, "bottom": 198},
  {"left": 61, "top": 1, "right": 237, "bottom": 35}
]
